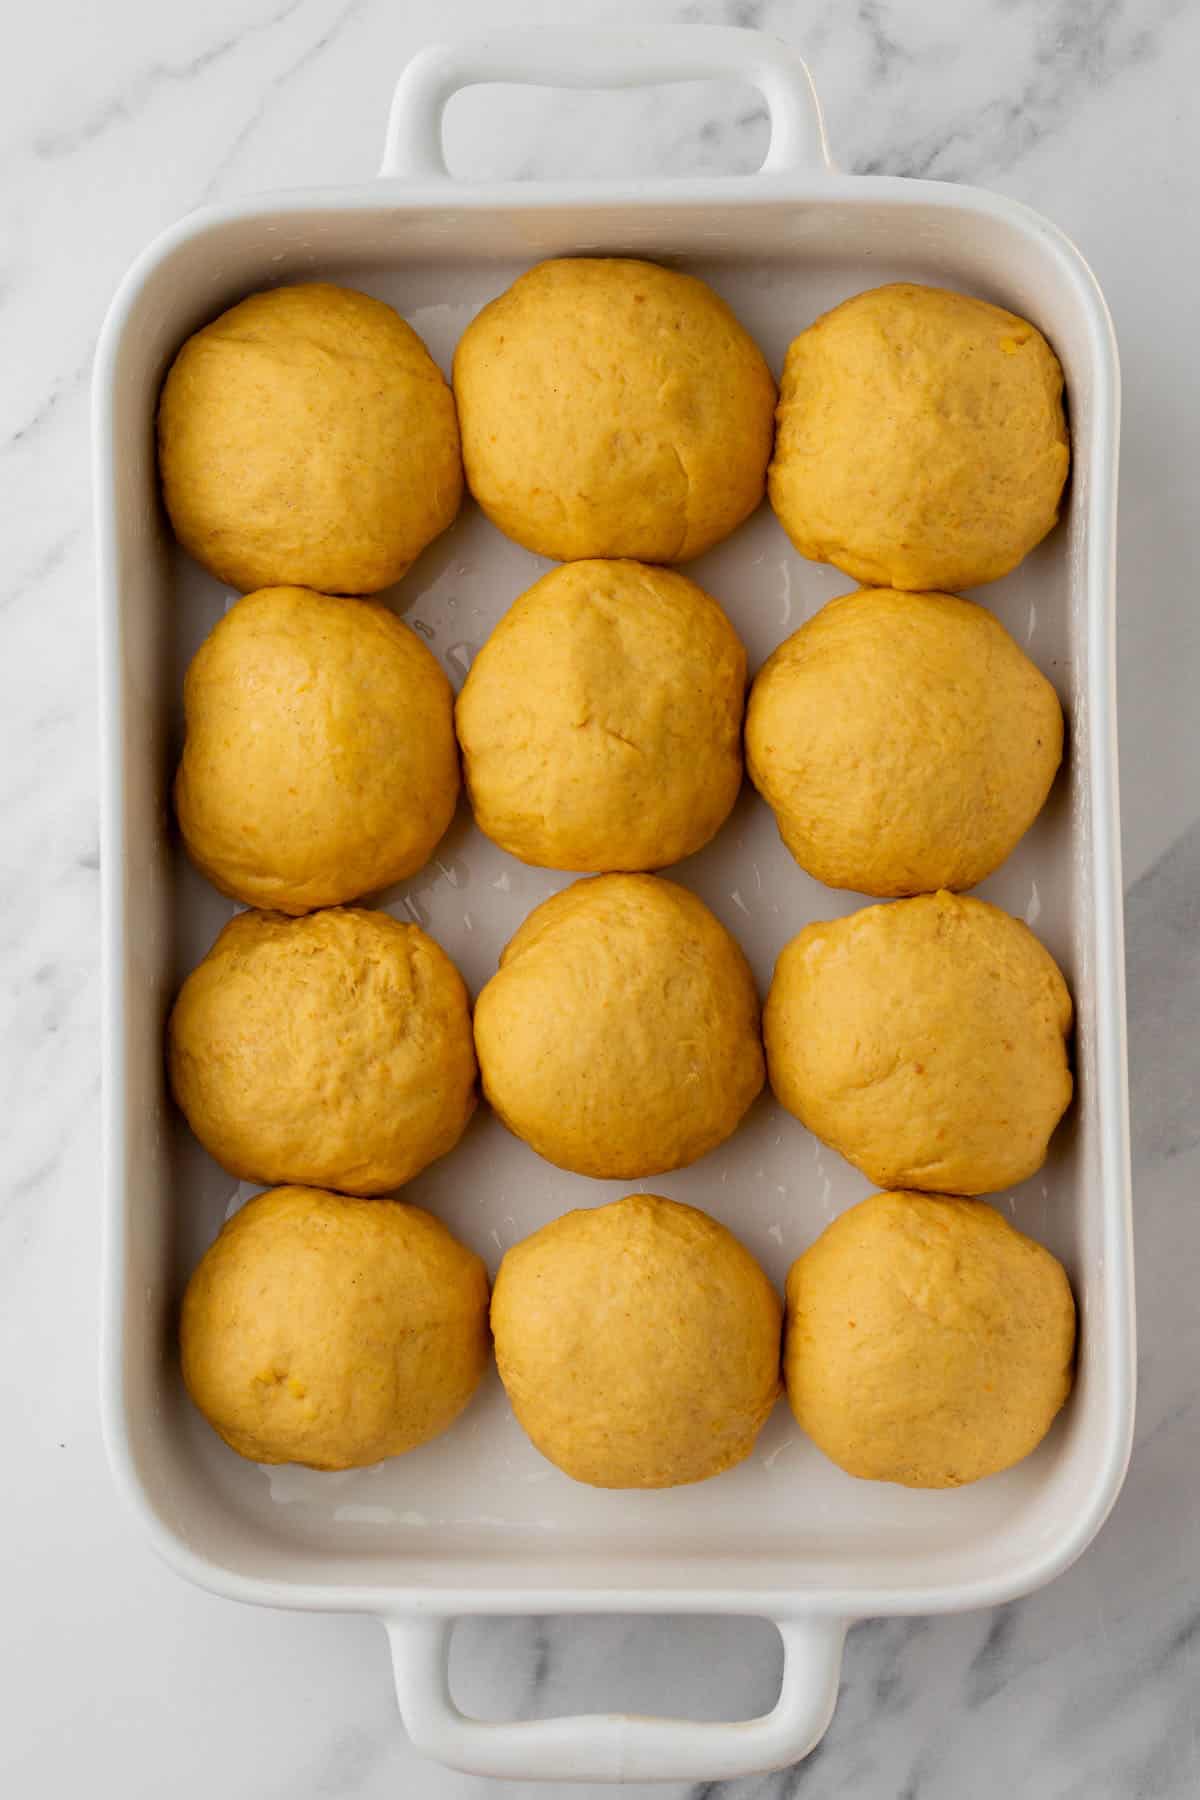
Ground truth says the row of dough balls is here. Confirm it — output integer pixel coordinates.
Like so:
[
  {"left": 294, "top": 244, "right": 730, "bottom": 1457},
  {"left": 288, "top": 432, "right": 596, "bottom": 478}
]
[
  {"left": 158, "top": 264, "right": 1069, "bottom": 595},
  {"left": 170, "top": 881, "right": 1072, "bottom": 1199},
  {"left": 181, "top": 1186, "right": 1075, "bottom": 1490},
  {"left": 176, "top": 573, "right": 1063, "bottom": 912}
]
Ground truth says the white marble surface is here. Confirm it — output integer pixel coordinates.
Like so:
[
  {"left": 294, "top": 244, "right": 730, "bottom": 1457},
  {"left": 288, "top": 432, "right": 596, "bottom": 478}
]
[{"left": 2, "top": 0, "right": 1198, "bottom": 1794}]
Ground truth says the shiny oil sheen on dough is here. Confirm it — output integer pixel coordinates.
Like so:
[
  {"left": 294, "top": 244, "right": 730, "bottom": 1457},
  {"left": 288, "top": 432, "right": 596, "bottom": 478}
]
[
  {"left": 473, "top": 874, "right": 764, "bottom": 1179},
  {"left": 158, "top": 282, "right": 462, "bottom": 594},
  {"left": 175, "top": 586, "right": 459, "bottom": 914},
  {"left": 764, "top": 891, "right": 1073, "bottom": 1195},
  {"left": 180, "top": 1188, "right": 490, "bottom": 1470},
  {"left": 168, "top": 908, "right": 477, "bottom": 1196},
  {"left": 491, "top": 1194, "right": 782, "bottom": 1489},
  {"left": 745, "top": 587, "right": 1064, "bottom": 896},
  {"left": 768, "top": 282, "right": 1070, "bottom": 591},
  {"left": 456, "top": 559, "right": 746, "bottom": 871},
  {"left": 784, "top": 1191, "right": 1076, "bottom": 1488},
  {"left": 453, "top": 257, "right": 777, "bottom": 563}
]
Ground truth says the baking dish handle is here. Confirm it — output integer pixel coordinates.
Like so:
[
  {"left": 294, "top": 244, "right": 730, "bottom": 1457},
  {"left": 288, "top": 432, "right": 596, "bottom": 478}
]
[
  {"left": 385, "top": 1613, "right": 847, "bottom": 1782},
  {"left": 380, "top": 26, "right": 831, "bottom": 181}
]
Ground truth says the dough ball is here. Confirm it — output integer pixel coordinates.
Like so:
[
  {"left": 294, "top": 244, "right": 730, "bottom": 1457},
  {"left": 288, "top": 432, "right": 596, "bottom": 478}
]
[
  {"left": 769, "top": 283, "right": 1069, "bottom": 591},
  {"left": 181, "top": 1187, "right": 489, "bottom": 1469},
  {"left": 158, "top": 282, "right": 462, "bottom": 594},
  {"left": 457, "top": 560, "right": 747, "bottom": 871},
  {"left": 176, "top": 586, "right": 459, "bottom": 913},
  {"left": 168, "top": 908, "right": 477, "bottom": 1195},
  {"left": 492, "top": 1194, "right": 781, "bottom": 1488},
  {"left": 474, "top": 874, "right": 764, "bottom": 1178},
  {"left": 784, "top": 1191, "right": 1076, "bottom": 1487},
  {"left": 453, "top": 258, "right": 776, "bottom": 562},
  {"left": 764, "top": 892, "right": 1072, "bottom": 1194},
  {"left": 746, "top": 587, "right": 1063, "bottom": 895}
]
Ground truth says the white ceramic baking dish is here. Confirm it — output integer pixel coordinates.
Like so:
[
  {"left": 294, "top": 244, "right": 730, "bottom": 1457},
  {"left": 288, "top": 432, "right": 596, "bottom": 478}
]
[{"left": 95, "top": 26, "right": 1135, "bottom": 1784}]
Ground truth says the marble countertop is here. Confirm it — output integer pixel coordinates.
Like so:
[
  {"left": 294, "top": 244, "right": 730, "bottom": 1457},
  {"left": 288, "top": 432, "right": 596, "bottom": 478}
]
[{"left": 4, "top": 0, "right": 1197, "bottom": 1794}]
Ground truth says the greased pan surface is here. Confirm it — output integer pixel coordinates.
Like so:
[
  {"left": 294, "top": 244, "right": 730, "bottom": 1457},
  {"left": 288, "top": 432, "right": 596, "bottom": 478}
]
[{"left": 96, "top": 29, "right": 1133, "bottom": 1782}]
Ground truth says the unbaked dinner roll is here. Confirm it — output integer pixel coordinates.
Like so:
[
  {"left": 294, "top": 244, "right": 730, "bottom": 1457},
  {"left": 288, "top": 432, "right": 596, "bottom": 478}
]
[
  {"left": 181, "top": 1187, "right": 489, "bottom": 1469},
  {"left": 453, "top": 257, "right": 776, "bottom": 562},
  {"left": 473, "top": 874, "right": 764, "bottom": 1178},
  {"left": 159, "top": 282, "right": 462, "bottom": 593},
  {"left": 746, "top": 587, "right": 1063, "bottom": 895},
  {"left": 764, "top": 891, "right": 1073, "bottom": 1194},
  {"left": 175, "top": 585, "right": 459, "bottom": 913},
  {"left": 492, "top": 1194, "right": 782, "bottom": 1487},
  {"left": 768, "top": 283, "right": 1069, "bottom": 590},
  {"left": 457, "top": 559, "right": 746, "bottom": 871},
  {"left": 168, "top": 908, "right": 477, "bottom": 1196},
  {"left": 784, "top": 1190, "right": 1076, "bottom": 1487}
]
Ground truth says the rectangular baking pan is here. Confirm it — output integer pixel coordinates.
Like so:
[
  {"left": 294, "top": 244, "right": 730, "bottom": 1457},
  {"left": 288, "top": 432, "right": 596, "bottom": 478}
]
[{"left": 95, "top": 26, "right": 1135, "bottom": 1784}]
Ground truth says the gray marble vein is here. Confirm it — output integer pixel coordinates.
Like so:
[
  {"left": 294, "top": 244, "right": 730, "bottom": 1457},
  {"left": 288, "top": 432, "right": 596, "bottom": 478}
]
[
  {"left": 2, "top": 0, "right": 1199, "bottom": 1796},
  {"left": 0, "top": 529, "right": 81, "bottom": 613},
  {"left": 32, "top": 0, "right": 313, "bottom": 162},
  {"left": 852, "top": 0, "right": 1181, "bottom": 184},
  {"left": 198, "top": 0, "right": 372, "bottom": 200}
]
